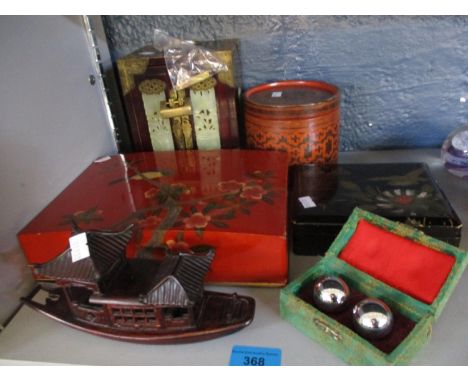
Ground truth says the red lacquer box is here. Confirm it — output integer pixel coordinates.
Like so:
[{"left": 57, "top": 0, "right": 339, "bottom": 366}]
[{"left": 18, "top": 150, "right": 289, "bottom": 286}]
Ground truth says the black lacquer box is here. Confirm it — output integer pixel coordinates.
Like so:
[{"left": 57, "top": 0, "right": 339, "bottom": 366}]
[{"left": 290, "top": 163, "right": 462, "bottom": 255}]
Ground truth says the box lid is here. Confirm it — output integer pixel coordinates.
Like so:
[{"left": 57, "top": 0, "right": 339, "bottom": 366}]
[
  {"left": 290, "top": 163, "right": 462, "bottom": 238},
  {"left": 18, "top": 150, "right": 288, "bottom": 265},
  {"left": 325, "top": 207, "right": 468, "bottom": 320},
  {"left": 244, "top": 80, "right": 339, "bottom": 110}
]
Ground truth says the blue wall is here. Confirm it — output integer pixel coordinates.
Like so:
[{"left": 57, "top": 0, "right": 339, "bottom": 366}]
[{"left": 102, "top": 16, "right": 468, "bottom": 151}]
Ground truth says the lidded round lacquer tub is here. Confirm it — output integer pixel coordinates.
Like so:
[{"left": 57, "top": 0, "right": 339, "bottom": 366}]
[{"left": 244, "top": 80, "right": 340, "bottom": 165}]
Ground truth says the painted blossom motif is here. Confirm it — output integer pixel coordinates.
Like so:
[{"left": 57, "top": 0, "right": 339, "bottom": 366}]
[
  {"left": 144, "top": 188, "right": 158, "bottom": 199},
  {"left": 183, "top": 212, "right": 212, "bottom": 229},
  {"left": 375, "top": 189, "right": 429, "bottom": 214},
  {"left": 130, "top": 171, "right": 165, "bottom": 181},
  {"left": 84, "top": 164, "right": 279, "bottom": 256},
  {"left": 240, "top": 185, "right": 267, "bottom": 200},
  {"left": 166, "top": 239, "right": 191, "bottom": 253},
  {"left": 73, "top": 209, "right": 103, "bottom": 219},
  {"left": 61, "top": 207, "right": 104, "bottom": 226},
  {"left": 138, "top": 215, "right": 162, "bottom": 228},
  {"left": 171, "top": 183, "right": 194, "bottom": 195},
  {"left": 337, "top": 168, "right": 444, "bottom": 218},
  {"left": 217, "top": 180, "right": 245, "bottom": 193}
]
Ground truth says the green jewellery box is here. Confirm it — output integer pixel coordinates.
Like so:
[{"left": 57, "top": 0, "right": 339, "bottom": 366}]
[{"left": 280, "top": 208, "right": 468, "bottom": 365}]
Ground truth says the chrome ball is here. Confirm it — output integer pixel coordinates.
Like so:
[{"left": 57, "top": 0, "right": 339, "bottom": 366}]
[
  {"left": 352, "top": 298, "right": 394, "bottom": 340},
  {"left": 312, "top": 276, "right": 350, "bottom": 313}
]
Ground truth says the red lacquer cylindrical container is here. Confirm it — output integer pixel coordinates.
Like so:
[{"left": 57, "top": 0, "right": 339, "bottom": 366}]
[{"left": 244, "top": 80, "right": 340, "bottom": 165}]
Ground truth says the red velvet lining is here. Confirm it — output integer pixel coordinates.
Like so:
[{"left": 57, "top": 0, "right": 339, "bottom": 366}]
[{"left": 339, "top": 220, "right": 455, "bottom": 304}]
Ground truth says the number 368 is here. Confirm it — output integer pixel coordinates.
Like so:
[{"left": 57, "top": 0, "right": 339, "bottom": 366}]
[{"left": 243, "top": 356, "right": 265, "bottom": 366}]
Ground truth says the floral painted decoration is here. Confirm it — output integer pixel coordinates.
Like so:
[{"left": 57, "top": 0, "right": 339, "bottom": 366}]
[
  {"left": 61, "top": 207, "right": 103, "bottom": 226},
  {"left": 335, "top": 166, "right": 450, "bottom": 217},
  {"left": 218, "top": 180, "right": 245, "bottom": 193},
  {"left": 64, "top": 164, "right": 279, "bottom": 257},
  {"left": 240, "top": 185, "right": 268, "bottom": 200},
  {"left": 166, "top": 239, "right": 191, "bottom": 253},
  {"left": 138, "top": 215, "right": 162, "bottom": 228},
  {"left": 375, "top": 189, "right": 429, "bottom": 214},
  {"left": 183, "top": 212, "right": 212, "bottom": 229}
]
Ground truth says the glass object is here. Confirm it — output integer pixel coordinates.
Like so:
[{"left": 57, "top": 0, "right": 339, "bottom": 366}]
[{"left": 441, "top": 125, "right": 468, "bottom": 179}]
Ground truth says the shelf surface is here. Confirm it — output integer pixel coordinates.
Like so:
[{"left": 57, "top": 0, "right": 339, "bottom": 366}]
[{"left": 1, "top": 149, "right": 467, "bottom": 365}]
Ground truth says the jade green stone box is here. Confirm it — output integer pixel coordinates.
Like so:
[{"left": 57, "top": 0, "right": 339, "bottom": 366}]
[{"left": 280, "top": 208, "right": 468, "bottom": 365}]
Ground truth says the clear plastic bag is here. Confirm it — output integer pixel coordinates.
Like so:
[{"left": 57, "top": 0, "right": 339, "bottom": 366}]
[{"left": 153, "top": 29, "right": 228, "bottom": 91}]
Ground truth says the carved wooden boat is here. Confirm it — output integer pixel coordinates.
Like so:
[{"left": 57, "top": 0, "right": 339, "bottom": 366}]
[
  {"left": 23, "top": 286, "right": 255, "bottom": 344},
  {"left": 22, "top": 225, "right": 255, "bottom": 343}
]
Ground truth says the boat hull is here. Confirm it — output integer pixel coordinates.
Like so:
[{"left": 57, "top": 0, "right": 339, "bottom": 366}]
[{"left": 22, "top": 286, "right": 255, "bottom": 344}]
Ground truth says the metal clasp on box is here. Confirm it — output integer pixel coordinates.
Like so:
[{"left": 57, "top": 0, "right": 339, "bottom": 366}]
[
  {"left": 160, "top": 89, "right": 194, "bottom": 149},
  {"left": 160, "top": 89, "right": 193, "bottom": 119},
  {"left": 313, "top": 318, "right": 343, "bottom": 341}
]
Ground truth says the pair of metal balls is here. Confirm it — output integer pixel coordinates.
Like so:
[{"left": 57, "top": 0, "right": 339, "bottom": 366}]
[{"left": 312, "top": 276, "right": 394, "bottom": 340}]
